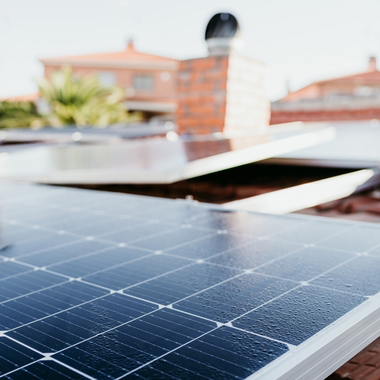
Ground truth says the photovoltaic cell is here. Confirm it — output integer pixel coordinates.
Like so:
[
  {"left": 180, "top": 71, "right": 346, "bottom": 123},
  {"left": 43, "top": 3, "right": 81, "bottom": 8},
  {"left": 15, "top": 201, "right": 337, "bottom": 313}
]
[
  {"left": 7, "top": 293, "right": 158, "bottom": 352},
  {"left": 3, "top": 360, "right": 88, "bottom": 380},
  {"left": 233, "top": 285, "right": 366, "bottom": 346},
  {"left": 1, "top": 181, "right": 380, "bottom": 379},
  {"left": 0, "top": 337, "right": 42, "bottom": 375},
  {"left": 0, "top": 281, "right": 108, "bottom": 330},
  {"left": 0, "top": 270, "right": 67, "bottom": 303},
  {"left": 53, "top": 309, "right": 216, "bottom": 379},
  {"left": 127, "top": 327, "right": 289, "bottom": 380},
  {"left": 124, "top": 263, "right": 242, "bottom": 305},
  {"left": 82, "top": 254, "right": 192, "bottom": 290}
]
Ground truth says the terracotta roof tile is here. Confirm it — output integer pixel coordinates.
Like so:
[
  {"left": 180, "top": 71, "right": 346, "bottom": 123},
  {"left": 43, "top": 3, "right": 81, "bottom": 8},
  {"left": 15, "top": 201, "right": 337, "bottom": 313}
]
[
  {"left": 317, "top": 69, "right": 380, "bottom": 85},
  {"left": 334, "top": 362, "right": 360, "bottom": 377},
  {"left": 41, "top": 44, "right": 178, "bottom": 64},
  {"left": 1, "top": 93, "right": 39, "bottom": 102},
  {"left": 348, "top": 365, "right": 378, "bottom": 379},
  {"left": 351, "top": 351, "right": 379, "bottom": 365}
]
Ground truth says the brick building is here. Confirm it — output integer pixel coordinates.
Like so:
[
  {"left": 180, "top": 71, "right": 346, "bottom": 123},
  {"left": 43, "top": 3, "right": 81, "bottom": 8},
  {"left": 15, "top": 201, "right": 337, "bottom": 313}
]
[
  {"left": 271, "top": 57, "right": 380, "bottom": 124},
  {"left": 5, "top": 13, "right": 270, "bottom": 135},
  {"left": 40, "top": 40, "right": 179, "bottom": 122}
]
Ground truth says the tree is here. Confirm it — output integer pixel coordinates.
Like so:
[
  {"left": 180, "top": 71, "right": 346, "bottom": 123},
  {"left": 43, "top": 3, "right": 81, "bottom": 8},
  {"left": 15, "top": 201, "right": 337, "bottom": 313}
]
[
  {"left": 38, "top": 66, "right": 128, "bottom": 127},
  {"left": 0, "top": 101, "right": 45, "bottom": 129}
]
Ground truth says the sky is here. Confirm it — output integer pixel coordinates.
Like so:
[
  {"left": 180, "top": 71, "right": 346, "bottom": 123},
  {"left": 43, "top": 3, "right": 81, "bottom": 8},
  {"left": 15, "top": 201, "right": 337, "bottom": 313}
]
[{"left": 1, "top": 0, "right": 380, "bottom": 100}]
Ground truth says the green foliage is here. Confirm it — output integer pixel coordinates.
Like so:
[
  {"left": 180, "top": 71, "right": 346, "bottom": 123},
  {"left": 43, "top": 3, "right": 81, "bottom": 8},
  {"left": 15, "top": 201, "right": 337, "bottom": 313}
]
[
  {"left": 0, "top": 101, "right": 45, "bottom": 129},
  {"left": 38, "top": 66, "right": 128, "bottom": 127}
]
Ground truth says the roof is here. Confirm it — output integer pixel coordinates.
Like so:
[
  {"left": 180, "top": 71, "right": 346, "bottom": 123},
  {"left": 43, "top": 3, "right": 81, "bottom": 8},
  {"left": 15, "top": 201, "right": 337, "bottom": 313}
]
[
  {"left": 280, "top": 60, "right": 380, "bottom": 102},
  {"left": 1, "top": 93, "right": 39, "bottom": 102},
  {"left": 316, "top": 69, "right": 380, "bottom": 85},
  {"left": 40, "top": 42, "right": 179, "bottom": 67}
]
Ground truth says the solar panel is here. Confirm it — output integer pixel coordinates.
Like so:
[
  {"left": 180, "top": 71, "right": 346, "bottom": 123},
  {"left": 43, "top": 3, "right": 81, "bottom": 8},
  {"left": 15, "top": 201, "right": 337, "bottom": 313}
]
[
  {"left": 1, "top": 181, "right": 380, "bottom": 379},
  {"left": 269, "top": 120, "right": 380, "bottom": 168},
  {"left": 0, "top": 126, "right": 334, "bottom": 184}
]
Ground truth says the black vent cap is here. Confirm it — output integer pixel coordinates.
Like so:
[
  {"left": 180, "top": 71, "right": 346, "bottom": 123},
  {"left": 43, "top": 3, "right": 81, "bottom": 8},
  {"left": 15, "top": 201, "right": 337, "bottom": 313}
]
[{"left": 205, "top": 13, "right": 240, "bottom": 40}]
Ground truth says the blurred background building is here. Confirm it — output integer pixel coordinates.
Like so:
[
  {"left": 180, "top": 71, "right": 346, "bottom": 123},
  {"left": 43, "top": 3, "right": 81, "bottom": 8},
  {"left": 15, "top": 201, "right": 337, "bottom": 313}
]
[{"left": 271, "top": 57, "right": 380, "bottom": 124}]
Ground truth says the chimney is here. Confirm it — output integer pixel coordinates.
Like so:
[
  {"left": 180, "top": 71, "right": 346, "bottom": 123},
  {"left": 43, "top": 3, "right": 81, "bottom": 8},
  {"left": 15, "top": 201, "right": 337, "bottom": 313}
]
[
  {"left": 176, "top": 13, "right": 270, "bottom": 135},
  {"left": 126, "top": 38, "right": 134, "bottom": 50},
  {"left": 205, "top": 13, "right": 243, "bottom": 56},
  {"left": 368, "top": 56, "right": 377, "bottom": 71}
]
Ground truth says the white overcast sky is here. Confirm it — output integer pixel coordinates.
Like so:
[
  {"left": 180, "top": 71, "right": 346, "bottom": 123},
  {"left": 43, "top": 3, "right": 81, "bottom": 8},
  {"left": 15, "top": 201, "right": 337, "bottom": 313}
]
[{"left": 1, "top": 0, "right": 380, "bottom": 100}]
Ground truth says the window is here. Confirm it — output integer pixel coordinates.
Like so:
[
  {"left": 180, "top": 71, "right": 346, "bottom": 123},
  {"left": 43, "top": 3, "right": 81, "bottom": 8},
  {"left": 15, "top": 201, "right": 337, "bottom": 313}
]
[
  {"left": 97, "top": 71, "right": 116, "bottom": 86},
  {"left": 133, "top": 74, "right": 154, "bottom": 91}
]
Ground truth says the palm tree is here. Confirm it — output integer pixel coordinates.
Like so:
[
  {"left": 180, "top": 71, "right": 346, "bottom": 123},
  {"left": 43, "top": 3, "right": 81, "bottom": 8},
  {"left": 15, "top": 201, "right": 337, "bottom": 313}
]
[
  {"left": 0, "top": 101, "right": 45, "bottom": 129},
  {"left": 38, "top": 66, "right": 128, "bottom": 127}
]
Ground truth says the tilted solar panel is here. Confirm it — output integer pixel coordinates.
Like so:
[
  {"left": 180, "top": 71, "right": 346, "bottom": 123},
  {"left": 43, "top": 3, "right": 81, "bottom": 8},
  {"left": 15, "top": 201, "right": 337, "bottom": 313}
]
[{"left": 1, "top": 181, "right": 380, "bottom": 379}]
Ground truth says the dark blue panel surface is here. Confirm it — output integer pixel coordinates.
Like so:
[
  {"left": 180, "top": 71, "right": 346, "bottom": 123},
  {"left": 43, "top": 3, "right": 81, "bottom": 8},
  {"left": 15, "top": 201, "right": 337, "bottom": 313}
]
[
  {"left": 0, "top": 261, "right": 31, "bottom": 279},
  {"left": 1, "top": 181, "right": 380, "bottom": 379},
  {"left": 0, "top": 270, "right": 66, "bottom": 303},
  {"left": 128, "top": 326, "right": 288, "bottom": 380},
  {"left": 125, "top": 263, "right": 242, "bottom": 305},
  {"left": 7, "top": 293, "right": 157, "bottom": 352},
  {"left": 233, "top": 285, "right": 366, "bottom": 345},
  {"left": 318, "top": 226, "right": 380, "bottom": 252},
  {"left": 311, "top": 255, "right": 380, "bottom": 296},
  {"left": 165, "top": 232, "right": 254, "bottom": 259},
  {"left": 3, "top": 360, "right": 88, "bottom": 380},
  {"left": 83, "top": 254, "right": 191, "bottom": 290},
  {"left": 0, "top": 337, "right": 42, "bottom": 375},
  {"left": 99, "top": 221, "right": 177, "bottom": 244},
  {"left": 207, "top": 239, "right": 301, "bottom": 270},
  {"left": 0, "top": 281, "right": 108, "bottom": 330},
  {"left": 0, "top": 234, "right": 80, "bottom": 258},
  {"left": 274, "top": 220, "right": 349, "bottom": 244},
  {"left": 53, "top": 309, "right": 216, "bottom": 379},
  {"left": 255, "top": 247, "right": 354, "bottom": 281},
  {"left": 174, "top": 273, "right": 297, "bottom": 323},
  {"left": 129, "top": 227, "right": 212, "bottom": 251},
  {"left": 197, "top": 211, "right": 303, "bottom": 237},
  {"left": 48, "top": 246, "right": 150, "bottom": 278},
  {"left": 20, "top": 240, "right": 113, "bottom": 267}
]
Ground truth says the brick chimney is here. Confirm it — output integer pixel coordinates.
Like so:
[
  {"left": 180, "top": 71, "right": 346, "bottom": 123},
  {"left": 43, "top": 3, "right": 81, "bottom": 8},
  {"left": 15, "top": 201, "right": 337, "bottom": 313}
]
[
  {"left": 126, "top": 38, "right": 134, "bottom": 50},
  {"left": 176, "top": 13, "right": 270, "bottom": 135},
  {"left": 368, "top": 56, "right": 377, "bottom": 72}
]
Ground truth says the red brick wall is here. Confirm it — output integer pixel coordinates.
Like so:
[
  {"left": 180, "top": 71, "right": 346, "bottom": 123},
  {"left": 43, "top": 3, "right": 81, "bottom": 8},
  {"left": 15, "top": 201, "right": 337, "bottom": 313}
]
[
  {"left": 270, "top": 108, "right": 380, "bottom": 124},
  {"left": 176, "top": 56, "right": 229, "bottom": 134}
]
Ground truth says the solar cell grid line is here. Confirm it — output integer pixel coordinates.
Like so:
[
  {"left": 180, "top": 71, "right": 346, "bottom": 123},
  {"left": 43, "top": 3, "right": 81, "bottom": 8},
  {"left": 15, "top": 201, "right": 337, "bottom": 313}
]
[
  {"left": 0, "top": 233, "right": 81, "bottom": 258},
  {"left": 0, "top": 280, "right": 109, "bottom": 330},
  {"left": 272, "top": 220, "right": 351, "bottom": 245},
  {"left": 162, "top": 231, "right": 257, "bottom": 260},
  {"left": 16, "top": 239, "right": 114, "bottom": 267},
  {"left": 52, "top": 308, "right": 218, "bottom": 380},
  {"left": 0, "top": 270, "right": 67, "bottom": 303},
  {"left": 0, "top": 336, "right": 43, "bottom": 376},
  {"left": 46, "top": 246, "right": 153, "bottom": 279},
  {"left": 2, "top": 360, "right": 92, "bottom": 380},
  {"left": 206, "top": 238, "right": 304, "bottom": 271},
  {"left": 124, "top": 262, "right": 243, "bottom": 306},
  {"left": 3, "top": 182, "right": 380, "bottom": 379},
  {"left": 81, "top": 253, "right": 194, "bottom": 291},
  {"left": 6, "top": 293, "right": 159, "bottom": 353},
  {"left": 97, "top": 221, "right": 187, "bottom": 245},
  {"left": 0, "top": 261, "right": 32, "bottom": 280}
]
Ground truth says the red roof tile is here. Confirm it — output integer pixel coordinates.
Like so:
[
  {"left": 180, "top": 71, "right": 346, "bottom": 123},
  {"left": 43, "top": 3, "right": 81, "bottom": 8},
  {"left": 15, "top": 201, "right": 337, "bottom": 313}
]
[
  {"left": 41, "top": 43, "right": 178, "bottom": 65},
  {"left": 317, "top": 69, "right": 380, "bottom": 85},
  {"left": 1, "top": 93, "right": 39, "bottom": 102}
]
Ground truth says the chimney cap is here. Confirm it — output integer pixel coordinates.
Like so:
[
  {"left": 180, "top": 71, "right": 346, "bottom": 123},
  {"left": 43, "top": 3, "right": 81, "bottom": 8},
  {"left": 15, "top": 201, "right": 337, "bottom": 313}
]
[
  {"left": 368, "top": 56, "right": 377, "bottom": 71},
  {"left": 126, "top": 38, "right": 135, "bottom": 50},
  {"left": 205, "top": 13, "right": 240, "bottom": 40}
]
